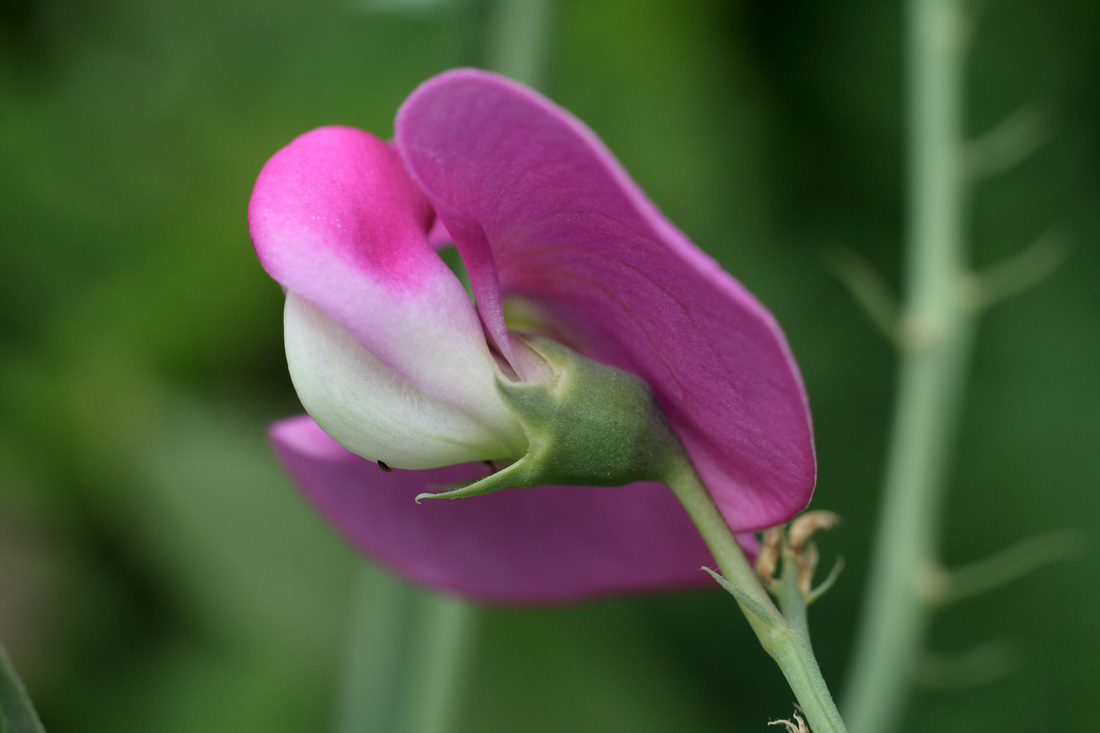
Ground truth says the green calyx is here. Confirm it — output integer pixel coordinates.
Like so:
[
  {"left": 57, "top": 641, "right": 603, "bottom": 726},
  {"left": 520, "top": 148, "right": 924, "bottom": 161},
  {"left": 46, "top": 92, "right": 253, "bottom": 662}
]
[{"left": 416, "top": 336, "right": 682, "bottom": 501}]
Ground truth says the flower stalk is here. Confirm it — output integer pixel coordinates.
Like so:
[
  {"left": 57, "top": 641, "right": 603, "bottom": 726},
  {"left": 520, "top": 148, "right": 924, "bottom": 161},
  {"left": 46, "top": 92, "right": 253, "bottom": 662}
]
[{"left": 664, "top": 456, "right": 847, "bottom": 733}]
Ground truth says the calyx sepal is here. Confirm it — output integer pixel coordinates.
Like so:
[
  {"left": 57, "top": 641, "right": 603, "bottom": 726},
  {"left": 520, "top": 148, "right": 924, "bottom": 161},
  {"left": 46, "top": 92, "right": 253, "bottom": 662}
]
[{"left": 416, "top": 336, "right": 681, "bottom": 501}]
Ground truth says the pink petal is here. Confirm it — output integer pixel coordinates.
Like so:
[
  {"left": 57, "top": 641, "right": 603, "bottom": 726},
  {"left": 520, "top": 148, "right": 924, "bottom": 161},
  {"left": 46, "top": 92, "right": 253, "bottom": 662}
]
[
  {"left": 271, "top": 415, "right": 717, "bottom": 604},
  {"left": 396, "top": 70, "right": 815, "bottom": 532},
  {"left": 249, "top": 126, "right": 506, "bottom": 425},
  {"left": 249, "top": 127, "right": 523, "bottom": 465}
]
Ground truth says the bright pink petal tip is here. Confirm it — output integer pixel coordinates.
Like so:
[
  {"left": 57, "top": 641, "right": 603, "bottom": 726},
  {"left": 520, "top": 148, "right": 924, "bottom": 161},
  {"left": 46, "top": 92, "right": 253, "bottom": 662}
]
[
  {"left": 396, "top": 69, "right": 816, "bottom": 532},
  {"left": 248, "top": 126, "right": 524, "bottom": 465},
  {"left": 248, "top": 126, "right": 485, "bottom": 390},
  {"left": 270, "top": 415, "right": 718, "bottom": 604},
  {"left": 248, "top": 126, "right": 434, "bottom": 323}
]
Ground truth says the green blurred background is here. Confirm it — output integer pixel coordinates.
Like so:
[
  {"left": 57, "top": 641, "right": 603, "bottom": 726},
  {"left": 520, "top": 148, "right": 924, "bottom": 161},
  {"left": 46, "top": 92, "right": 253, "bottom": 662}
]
[{"left": 1, "top": 0, "right": 1097, "bottom": 730}]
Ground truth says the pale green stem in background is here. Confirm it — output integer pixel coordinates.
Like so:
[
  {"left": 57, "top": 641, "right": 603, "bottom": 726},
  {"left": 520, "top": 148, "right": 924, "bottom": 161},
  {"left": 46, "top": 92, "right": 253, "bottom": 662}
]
[
  {"left": 336, "top": 565, "right": 478, "bottom": 733},
  {"left": 336, "top": 565, "right": 415, "bottom": 733},
  {"left": 842, "top": 1, "right": 975, "bottom": 731},
  {"left": 402, "top": 594, "right": 479, "bottom": 733},
  {"left": 484, "top": 0, "right": 555, "bottom": 89},
  {"left": 664, "top": 455, "right": 847, "bottom": 733}
]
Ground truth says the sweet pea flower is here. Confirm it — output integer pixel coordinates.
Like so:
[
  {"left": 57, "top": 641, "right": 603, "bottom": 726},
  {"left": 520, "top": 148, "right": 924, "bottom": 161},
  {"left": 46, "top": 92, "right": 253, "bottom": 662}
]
[{"left": 248, "top": 69, "right": 815, "bottom": 603}]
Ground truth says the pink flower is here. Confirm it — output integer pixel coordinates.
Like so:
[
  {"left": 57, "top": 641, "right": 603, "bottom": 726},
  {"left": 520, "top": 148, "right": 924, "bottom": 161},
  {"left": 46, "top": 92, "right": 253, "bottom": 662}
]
[{"left": 248, "top": 69, "right": 815, "bottom": 603}]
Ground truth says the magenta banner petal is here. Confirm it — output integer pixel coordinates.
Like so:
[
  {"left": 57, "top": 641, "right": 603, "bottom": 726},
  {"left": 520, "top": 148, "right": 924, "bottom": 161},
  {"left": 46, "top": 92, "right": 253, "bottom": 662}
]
[
  {"left": 396, "top": 70, "right": 815, "bottom": 531},
  {"left": 270, "top": 415, "right": 717, "bottom": 604}
]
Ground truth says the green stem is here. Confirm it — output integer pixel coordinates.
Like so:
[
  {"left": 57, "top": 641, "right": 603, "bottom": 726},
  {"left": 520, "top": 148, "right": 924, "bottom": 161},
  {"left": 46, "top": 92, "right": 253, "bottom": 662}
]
[
  {"left": 334, "top": 564, "right": 478, "bottom": 733},
  {"left": 775, "top": 548, "right": 812, "bottom": 649},
  {"left": 841, "top": 1, "right": 975, "bottom": 731},
  {"left": 404, "top": 593, "right": 479, "bottom": 733},
  {"left": 664, "top": 456, "right": 847, "bottom": 733},
  {"left": 485, "top": 0, "right": 556, "bottom": 89},
  {"left": 335, "top": 564, "right": 415, "bottom": 733}
]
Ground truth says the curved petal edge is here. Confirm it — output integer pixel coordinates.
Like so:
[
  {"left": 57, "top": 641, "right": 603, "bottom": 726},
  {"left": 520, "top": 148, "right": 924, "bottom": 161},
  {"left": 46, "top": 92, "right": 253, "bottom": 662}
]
[{"left": 270, "top": 415, "right": 721, "bottom": 604}]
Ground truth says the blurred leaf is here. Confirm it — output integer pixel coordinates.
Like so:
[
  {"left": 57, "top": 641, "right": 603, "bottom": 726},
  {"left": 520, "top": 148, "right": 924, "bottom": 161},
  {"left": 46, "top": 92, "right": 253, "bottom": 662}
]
[{"left": 130, "top": 399, "right": 357, "bottom": 656}]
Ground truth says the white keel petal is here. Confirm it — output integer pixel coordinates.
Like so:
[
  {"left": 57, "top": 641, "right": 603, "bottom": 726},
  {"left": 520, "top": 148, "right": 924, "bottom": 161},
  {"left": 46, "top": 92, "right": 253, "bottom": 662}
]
[{"left": 284, "top": 293, "right": 524, "bottom": 469}]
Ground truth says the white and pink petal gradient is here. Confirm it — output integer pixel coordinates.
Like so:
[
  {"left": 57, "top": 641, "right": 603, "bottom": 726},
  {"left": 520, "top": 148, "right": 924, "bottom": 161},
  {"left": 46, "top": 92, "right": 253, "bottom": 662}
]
[
  {"left": 249, "top": 69, "right": 816, "bottom": 603},
  {"left": 250, "top": 127, "right": 524, "bottom": 468}
]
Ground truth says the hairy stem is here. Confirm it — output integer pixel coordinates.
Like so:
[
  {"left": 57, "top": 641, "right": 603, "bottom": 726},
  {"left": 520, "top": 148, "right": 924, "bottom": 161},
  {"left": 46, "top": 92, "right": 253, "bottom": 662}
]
[{"left": 842, "top": 1, "right": 975, "bottom": 730}]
